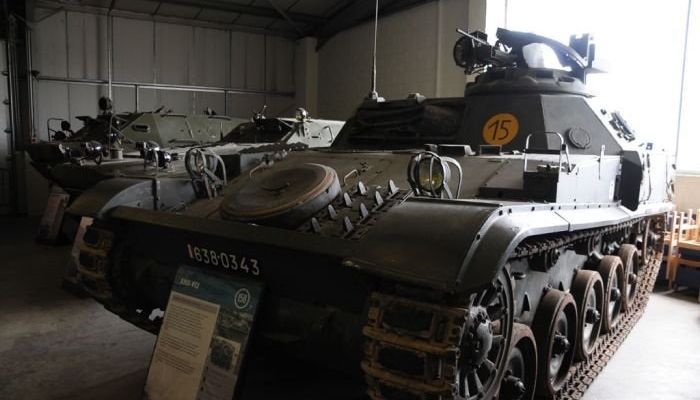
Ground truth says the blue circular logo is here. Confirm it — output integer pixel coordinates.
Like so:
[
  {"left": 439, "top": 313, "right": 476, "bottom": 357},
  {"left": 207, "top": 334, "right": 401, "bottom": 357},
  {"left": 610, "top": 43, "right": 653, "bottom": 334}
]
[{"left": 234, "top": 288, "right": 251, "bottom": 310}]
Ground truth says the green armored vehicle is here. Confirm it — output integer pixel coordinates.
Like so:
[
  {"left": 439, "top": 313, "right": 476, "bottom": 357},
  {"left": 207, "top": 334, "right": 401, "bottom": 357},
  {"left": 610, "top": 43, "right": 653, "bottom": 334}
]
[
  {"left": 30, "top": 98, "right": 246, "bottom": 168},
  {"left": 73, "top": 29, "right": 672, "bottom": 400},
  {"left": 28, "top": 104, "right": 343, "bottom": 199}
]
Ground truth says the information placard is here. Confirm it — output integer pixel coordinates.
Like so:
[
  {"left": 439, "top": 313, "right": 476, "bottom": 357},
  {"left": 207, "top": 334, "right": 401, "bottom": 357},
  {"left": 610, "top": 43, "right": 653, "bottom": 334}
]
[{"left": 144, "top": 265, "right": 262, "bottom": 400}]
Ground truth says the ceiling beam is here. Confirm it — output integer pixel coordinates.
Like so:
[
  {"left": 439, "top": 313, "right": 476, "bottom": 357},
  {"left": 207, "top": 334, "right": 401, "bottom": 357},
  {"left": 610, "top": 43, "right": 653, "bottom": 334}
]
[
  {"left": 157, "top": 0, "right": 325, "bottom": 25},
  {"left": 34, "top": 0, "right": 299, "bottom": 38},
  {"left": 266, "top": 0, "right": 303, "bottom": 37},
  {"left": 314, "top": 0, "right": 437, "bottom": 49},
  {"left": 322, "top": 0, "right": 355, "bottom": 19}
]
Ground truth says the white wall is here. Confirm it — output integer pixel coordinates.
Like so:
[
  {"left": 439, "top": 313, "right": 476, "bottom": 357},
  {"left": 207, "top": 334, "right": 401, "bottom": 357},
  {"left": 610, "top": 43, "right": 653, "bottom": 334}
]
[
  {"left": 674, "top": 175, "right": 700, "bottom": 211},
  {"left": 31, "top": 8, "right": 298, "bottom": 141},
  {"left": 317, "top": 0, "right": 475, "bottom": 119}
]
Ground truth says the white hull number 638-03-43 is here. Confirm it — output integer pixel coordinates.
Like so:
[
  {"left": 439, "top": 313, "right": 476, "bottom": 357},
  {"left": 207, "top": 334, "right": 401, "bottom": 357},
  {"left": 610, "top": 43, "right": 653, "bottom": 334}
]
[{"left": 186, "top": 244, "right": 260, "bottom": 276}]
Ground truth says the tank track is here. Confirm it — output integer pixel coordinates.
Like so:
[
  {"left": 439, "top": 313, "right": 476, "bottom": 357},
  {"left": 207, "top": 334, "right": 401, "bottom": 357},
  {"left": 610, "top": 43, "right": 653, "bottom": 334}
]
[
  {"left": 76, "top": 214, "right": 663, "bottom": 399},
  {"left": 75, "top": 227, "right": 162, "bottom": 333},
  {"left": 361, "top": 215, "right": 663, "bottom": 400},
  {"left": 362, "top": 293, "right": 469, "bottom": 399},
  {"left": 556, "top": 232, "right": 661, "bottom": 400}
]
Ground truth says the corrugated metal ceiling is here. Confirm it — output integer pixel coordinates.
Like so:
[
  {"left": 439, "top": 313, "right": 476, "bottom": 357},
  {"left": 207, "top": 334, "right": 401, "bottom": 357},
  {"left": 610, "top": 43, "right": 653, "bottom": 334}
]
[{"left": 33, "top": 0, "right": 437, "bottom": 46}]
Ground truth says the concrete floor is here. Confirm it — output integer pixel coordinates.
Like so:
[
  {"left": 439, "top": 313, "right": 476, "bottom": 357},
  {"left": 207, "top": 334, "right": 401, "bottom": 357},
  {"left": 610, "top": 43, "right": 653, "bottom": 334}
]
[
  {"left": 1, "top": 216, "right": 699, "bottom": 400},
  {"left": 0, "top": 217, "right": 155, "bottom": 400}
]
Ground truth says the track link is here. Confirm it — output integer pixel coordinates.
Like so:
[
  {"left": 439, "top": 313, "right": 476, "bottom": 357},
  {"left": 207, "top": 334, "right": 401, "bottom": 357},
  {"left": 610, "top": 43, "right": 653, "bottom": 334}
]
[
  {"left": 362, "top": 293, "right": 469, "bottom": 400},
  {"left": 76, "top": 225, "right": 161, "bottom": 332}
]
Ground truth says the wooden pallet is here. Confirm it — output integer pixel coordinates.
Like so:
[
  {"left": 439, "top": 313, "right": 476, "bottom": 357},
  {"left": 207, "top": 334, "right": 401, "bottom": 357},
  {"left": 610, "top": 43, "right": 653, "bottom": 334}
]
[{"left": 664, "top": 209, "right": 700, "bottom": 302}]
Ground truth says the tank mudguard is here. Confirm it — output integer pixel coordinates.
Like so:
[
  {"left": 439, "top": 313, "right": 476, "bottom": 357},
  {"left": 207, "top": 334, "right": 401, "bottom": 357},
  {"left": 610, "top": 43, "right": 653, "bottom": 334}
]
[
  {"left": 346, "top": 198, "right": 672, "bottom": 295},
  {"left": 98, "top": 195, "right": 671, "bottom": 297},
  {"left": 345, "top": 198, "right": 570, "bottom": 293},
  {"left": 344, "top": 198, "right": 499, "bottom": 292},
  {"left": 26, "top": 142, "right": 67, "bottom": 165},
  {"left": 67, "top": 177, "right": 196, "bottom": 219},
  {"left": 459, "top": 201, "right": 673, "bottom": 293}
]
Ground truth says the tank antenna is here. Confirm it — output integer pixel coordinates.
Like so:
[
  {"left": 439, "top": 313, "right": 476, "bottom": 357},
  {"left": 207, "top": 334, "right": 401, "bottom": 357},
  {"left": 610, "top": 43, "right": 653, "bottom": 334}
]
[{"left": 366, "top": 0, "right": 380, "bottom": 100}]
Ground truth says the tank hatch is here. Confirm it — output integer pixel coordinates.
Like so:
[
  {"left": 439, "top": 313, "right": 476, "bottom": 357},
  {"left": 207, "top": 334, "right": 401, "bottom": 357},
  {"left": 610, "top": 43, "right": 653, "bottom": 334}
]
[{"left": 220, "top": 163, "right": 341, "bottom": 227}]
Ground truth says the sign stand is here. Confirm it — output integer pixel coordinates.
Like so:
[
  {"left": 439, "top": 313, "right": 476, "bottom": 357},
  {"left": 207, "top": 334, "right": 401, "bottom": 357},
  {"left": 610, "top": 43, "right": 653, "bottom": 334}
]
[
  {"left": 143, "top": 265, "right": 263, "bottom": 400},
  {"left": 61, "top": 216, "right": 93, "bottom": 296},
  {"left": 36, "top": 184, "right": 69, "bottom": 243}
]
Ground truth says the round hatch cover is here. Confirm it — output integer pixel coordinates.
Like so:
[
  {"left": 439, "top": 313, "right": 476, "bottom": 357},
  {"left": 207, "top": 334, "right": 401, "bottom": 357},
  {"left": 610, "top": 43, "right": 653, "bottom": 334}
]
[
  {"left": 567, "top": 127, "right": 591, "bottom": 149},
  {"left": 220, "top": 163, "right": 340, "bottom": 227}
]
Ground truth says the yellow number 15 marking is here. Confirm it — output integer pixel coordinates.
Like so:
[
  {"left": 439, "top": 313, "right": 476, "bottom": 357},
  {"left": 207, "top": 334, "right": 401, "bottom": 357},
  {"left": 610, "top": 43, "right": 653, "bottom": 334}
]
[{"left": 482, "top": 113, "right": 519, "bottom": 146}]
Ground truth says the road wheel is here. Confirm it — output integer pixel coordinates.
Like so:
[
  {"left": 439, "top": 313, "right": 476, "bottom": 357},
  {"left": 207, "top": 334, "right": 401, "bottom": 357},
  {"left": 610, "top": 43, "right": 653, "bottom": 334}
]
[
  {"left": 499, "top": 323, "right": 537, "bottom": 400},
  {"left": 532, "top": 289, "right": 577, "bottom": 397},
  {"left": 570, "top": 270, "right": 604, "bottom": 361},
  {"left": 597, "top": 256, "right": 624, "bottom": 333},
  {"left": 618, "top": 244, "right": 640, "bottom": 311}
]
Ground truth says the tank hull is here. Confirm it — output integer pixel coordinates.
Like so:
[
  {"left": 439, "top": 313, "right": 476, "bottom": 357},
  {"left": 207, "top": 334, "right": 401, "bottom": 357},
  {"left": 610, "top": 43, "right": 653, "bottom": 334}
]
[{"left": 69, "top": 27, "right": 676, "bottom": 400}]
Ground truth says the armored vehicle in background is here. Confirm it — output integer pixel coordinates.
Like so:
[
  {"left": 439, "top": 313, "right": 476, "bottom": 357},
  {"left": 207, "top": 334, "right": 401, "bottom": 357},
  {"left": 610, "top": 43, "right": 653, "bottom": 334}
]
[
  {"left": 30, "top": 98, "right": 246, "bottom": 168},
  {"left": 73, "top": 29, "right": 673, "bottom": 400},
  {"left": 28, "top": 99, "right": 248, "bottom": 242},
  {"left": 28, "top": 105, "right": 342, "bottom": 199}
]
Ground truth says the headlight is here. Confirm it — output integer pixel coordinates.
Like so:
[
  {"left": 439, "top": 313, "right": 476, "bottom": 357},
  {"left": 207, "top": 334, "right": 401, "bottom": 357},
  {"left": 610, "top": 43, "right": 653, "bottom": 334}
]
[
  {"left": 295, "top": 107, "right": 309, "bottom": 122},
  {"left": 417, "top": 158, "right": 445, "bottom": 192},
  {"left": 407, "top": 151, "right": 462, "bottom": 199}
]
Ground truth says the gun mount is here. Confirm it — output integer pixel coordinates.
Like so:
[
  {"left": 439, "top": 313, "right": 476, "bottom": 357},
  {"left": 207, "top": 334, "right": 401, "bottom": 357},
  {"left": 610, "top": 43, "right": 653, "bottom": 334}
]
[{"left": 454, "top": 28, "right": 595, "bottom": 82}]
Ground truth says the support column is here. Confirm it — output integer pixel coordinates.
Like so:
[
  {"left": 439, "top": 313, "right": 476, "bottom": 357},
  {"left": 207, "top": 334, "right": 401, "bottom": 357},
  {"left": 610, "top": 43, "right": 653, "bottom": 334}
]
[
  {"left": 4, "top": 0, "right": 34, "bottom": 214},
  {"left": 294, "top": 36, "right": 318, "bottom": 116}
]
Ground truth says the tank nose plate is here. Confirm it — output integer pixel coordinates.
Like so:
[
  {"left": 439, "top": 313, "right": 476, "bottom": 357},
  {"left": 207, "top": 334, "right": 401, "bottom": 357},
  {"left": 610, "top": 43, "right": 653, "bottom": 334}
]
[{"left": 220, "top": 163, "right": 341, "bottom": 227}]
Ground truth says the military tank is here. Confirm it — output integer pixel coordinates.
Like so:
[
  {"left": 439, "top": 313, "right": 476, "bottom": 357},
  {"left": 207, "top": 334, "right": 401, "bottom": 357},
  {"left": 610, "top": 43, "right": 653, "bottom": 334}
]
[
  {"left": 28, "top": 99, "right": 249, "bottom": 242},
  {"left": 29, "top": 97, "right": 246, "bottom": 169},
  {"left": 72, "top": 28, "right": 673, "bottom": 400},
  {"left": 28, "top": 105, "right": 342, "bottom": 199}
]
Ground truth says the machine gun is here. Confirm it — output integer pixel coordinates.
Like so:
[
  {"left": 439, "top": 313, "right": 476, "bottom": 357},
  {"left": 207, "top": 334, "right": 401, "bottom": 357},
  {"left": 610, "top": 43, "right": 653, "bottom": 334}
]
[{"left": 454, "top": 28, "right": 596, "bottom": 82}]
